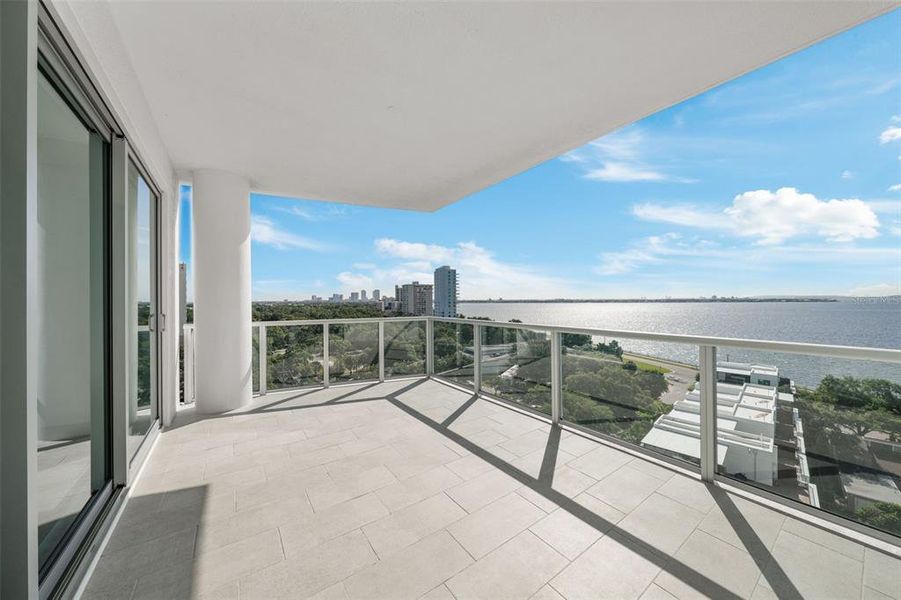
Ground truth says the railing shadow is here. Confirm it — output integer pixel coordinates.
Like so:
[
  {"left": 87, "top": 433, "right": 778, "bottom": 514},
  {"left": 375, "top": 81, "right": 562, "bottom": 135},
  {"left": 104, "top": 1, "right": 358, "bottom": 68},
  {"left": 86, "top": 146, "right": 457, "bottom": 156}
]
[
  {"left": 382, "top": 383, "right": 773, "bottom": 600},
  {"left": 709, "top": 488, "right": 803, "bottom": 600},
  {"left": 159, "top": 377, "right": 808, "bottom": 598}
]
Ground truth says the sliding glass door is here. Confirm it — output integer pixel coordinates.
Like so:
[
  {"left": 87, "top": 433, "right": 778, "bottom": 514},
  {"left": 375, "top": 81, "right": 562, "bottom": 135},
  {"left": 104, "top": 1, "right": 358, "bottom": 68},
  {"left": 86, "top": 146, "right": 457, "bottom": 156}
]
[
  {"left": 36, "top": 69, "right": 112, "bottom": 577},
  {"left": 128, "top": 161, "right": 160, "bottom": 463}
]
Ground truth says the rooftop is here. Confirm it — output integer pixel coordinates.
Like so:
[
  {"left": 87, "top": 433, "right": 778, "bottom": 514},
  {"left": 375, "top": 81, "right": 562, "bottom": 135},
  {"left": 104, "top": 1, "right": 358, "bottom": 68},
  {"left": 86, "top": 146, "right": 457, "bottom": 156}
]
[{"left": 83, "top": 378, "right": 899, "bottom": 600}]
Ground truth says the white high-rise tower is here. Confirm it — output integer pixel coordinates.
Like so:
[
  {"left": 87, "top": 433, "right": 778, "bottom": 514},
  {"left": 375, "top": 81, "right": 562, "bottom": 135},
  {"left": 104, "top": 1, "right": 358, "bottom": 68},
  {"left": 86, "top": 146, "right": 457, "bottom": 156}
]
[{"left": 433, "top": 266, "right": 458, "bottom": 317}]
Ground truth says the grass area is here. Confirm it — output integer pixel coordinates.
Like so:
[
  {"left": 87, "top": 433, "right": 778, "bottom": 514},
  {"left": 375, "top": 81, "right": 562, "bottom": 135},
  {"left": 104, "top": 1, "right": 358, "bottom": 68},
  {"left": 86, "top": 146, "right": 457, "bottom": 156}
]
[{"left": 629, "top": 360, "right": 671, "bottom": 375}]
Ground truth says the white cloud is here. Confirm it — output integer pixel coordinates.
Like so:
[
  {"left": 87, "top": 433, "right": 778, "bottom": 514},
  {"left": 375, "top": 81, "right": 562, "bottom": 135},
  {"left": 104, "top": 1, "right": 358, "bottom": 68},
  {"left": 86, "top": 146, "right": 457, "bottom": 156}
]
[
  {"left": 562, "top": 127, "right": 693, "bottom": 183},
  {"left": 597, "top": 233, "right": 899, "bottom": 277},
  {"left": 336, "top": 271, "right": 374, "bottom": 290},
  {"left": 849, "top": 282, "right": 900, "bottom": 297},
  {"left": 634, "top": 187, "right": 880, "bottom": 244},
  {"left": 880, "top": 116, "right": 901, "bottom": 144},
  {"left": 841, "top": 170, "right": 854, "bottom": 180},
  {"left": 337, "top": 238, "right": 575, "bottom": 298},
  {"left": 585, "top": 162, "right": 667, "bottom": 182},
  {"left": 632, "top": 203, "right": 729, "bottom": 229},
  {"left": 889, "top": 184, "right": 901, "bottom": 192},
  {"left": 270, "top": 202, "right": 348, "bottom": 221},
  {"left": 251, "top": 215, "right": 333, "bottom": 252},
  {"left": 596, "top": 233, "right": 720, "bottom": 275}
]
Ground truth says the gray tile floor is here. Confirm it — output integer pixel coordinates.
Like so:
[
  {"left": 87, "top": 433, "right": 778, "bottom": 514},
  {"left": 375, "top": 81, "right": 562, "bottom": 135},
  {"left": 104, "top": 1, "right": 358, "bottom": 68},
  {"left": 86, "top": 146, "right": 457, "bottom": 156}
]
[{"left": 83, "top": 378, "right": 901, "bottom": 600}]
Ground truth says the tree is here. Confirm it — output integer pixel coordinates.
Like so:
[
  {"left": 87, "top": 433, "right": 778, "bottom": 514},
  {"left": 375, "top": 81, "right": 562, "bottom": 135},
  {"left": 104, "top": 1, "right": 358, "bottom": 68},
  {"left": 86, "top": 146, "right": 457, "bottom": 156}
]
[
  {"left": 796, "top": 375, "right": 901, "bottom": 438},
  {"left": 856, "top": 502, "right": 901, "bottom": 535},
  {"left": 562, "top": 333, "right": 591, "bottom": 348},
  {"left": 596, "top": 340, "right": 624, "bottom": 359}
]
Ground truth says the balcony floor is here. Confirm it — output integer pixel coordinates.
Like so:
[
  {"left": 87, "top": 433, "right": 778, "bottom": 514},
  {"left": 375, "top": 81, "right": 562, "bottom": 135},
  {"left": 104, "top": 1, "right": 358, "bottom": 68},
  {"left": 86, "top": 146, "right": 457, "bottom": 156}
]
[{"left": 83, "top": 378, "right": 900, "bottom": 600}]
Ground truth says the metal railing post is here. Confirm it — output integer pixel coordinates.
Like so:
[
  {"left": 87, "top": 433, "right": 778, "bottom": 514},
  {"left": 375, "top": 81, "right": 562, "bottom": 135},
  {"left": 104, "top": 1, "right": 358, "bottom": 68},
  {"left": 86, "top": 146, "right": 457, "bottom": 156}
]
[
  {"left": 699, "top": 344, "right": 717, "bottom": 482},
  {"left": 426, "top": 318, "right": 434, "bottom": 376},
  {"left": 551, "top": 331, "right": 562, "bottom": 424},
  {"left": 183, "top": 324, "right": 195, "bottom": 404},
  {"left": 473, "top": 323, "right": 482, "bottom": 393},
  {"left": 259, "top": 324, "right": 267, "bottom": 396},
  {"left": 378, "top": 321, "right": 385, "bottom": 382},
  {"left": 323, "top": 323, "right": 330, "bottom": 388}
]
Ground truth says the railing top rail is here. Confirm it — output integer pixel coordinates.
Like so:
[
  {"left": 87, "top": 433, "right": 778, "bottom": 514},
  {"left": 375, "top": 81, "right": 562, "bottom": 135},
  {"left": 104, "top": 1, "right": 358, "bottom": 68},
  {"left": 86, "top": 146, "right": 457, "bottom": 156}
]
[
  {"left": 251, "top": 316, "right": 428, "bottom": 327},
  {"left": 431, "top": 316, "right": 901, "bottom": 364},
  {"left": 186, "top": 315, "right": 901, "bottom": 364}
]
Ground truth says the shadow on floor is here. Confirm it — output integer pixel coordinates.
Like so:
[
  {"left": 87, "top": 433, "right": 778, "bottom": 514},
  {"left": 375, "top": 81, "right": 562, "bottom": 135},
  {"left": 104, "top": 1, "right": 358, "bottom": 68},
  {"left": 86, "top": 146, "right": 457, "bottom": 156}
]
[{"left": 384, "top": 382, "right": 804, "bottom": 600}]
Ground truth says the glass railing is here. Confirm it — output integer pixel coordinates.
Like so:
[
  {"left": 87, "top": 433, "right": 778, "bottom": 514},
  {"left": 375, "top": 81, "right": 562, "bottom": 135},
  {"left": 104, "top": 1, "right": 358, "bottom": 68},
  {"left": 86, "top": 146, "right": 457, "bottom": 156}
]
[
  {"left": 328, "top": 322, "right": 379, "bottom": 383},
  {"left": 432, "top": 321, "right": 475, "bottom": 389},
  {"left": 383, "top": 320, "right": 427, "bottom": 377},
  {"left": 560, "top": 334, "right": 699, "bottom": 467},
  {"left": 182, "top": 315, "right": 901, "bottom": 540},
  {"left": 265, "top": 323, "right": 325, "bottom": 390},
  {"left": 479, "top": 325, "right": 552, "bottom": 418}
]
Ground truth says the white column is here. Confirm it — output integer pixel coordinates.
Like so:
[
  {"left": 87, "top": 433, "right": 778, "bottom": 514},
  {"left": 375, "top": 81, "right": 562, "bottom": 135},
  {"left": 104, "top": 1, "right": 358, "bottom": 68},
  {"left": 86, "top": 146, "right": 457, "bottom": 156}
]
[{"left": 192, "top": 169, "right": 252, "bottom": 413}]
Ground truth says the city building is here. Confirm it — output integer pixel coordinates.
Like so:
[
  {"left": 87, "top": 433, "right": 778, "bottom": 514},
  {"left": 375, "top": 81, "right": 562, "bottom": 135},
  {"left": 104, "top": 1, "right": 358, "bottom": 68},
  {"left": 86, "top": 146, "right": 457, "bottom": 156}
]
[
  {"left": 360, "top": 290, "right": 368, "bottom": 301},
  {"left": 349, "top": 291, "right": 360, "bottom": 302},
  {"left": 3, "top": 3, "right": 897, "bottom": 597},
  {"left": 433, "top": 265, "right": 458, "bottom": 317},
  {"left": 396, "top": 281, "right": 433, "bottom": 316},
  {"left": 373, "top": 289, "right": 381, "bottom": 302}
]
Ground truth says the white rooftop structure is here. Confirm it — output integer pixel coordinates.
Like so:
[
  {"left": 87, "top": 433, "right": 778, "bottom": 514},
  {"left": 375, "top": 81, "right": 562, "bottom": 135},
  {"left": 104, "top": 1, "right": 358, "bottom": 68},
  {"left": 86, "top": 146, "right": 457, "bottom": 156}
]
[
  {"left": 717, "top": 362, "right": 782, "bottom": 387},
  {"left": 842, "top": 472, "right": 901, "bottom": 509},
  {"left": 642, "top": 366, "right": 792, "bottom": 486}
]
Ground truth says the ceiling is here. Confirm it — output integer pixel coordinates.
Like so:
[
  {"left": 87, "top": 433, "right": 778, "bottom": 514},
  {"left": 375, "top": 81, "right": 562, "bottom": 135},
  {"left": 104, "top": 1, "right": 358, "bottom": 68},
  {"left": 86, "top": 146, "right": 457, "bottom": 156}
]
[{"left": 104, "top": 1, "right": 895, "bottom": 211}]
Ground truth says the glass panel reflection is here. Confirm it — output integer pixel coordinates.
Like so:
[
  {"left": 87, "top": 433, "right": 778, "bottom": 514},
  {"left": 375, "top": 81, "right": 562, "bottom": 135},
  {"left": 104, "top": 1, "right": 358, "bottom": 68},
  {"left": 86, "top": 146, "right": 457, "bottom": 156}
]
[
  {"left": 560, "top": 333, "right": 700, "bottom": 468},
  {"left": 267, "top": 324, "right": 325, "bottom": 389},
  {"left": 480, "top": 326, "right": 552, "bottom": 416},
  {"left": 433, "top": 321, "right": 475, "bottom": 389},
  {"left": 36, "top": 73, "right": 109, "bottom": 569},
  {"left": 329, "top": 323, "right": 379, "bottom": 382},
  {"left": 128, "top": 162, "right": 157, "bottom": 462},
  {"left": 715, "top": 347, "right": 901, "bottom": 537},
  {"left": 384, "top": 320, "right": 426, "bottom": 377}
]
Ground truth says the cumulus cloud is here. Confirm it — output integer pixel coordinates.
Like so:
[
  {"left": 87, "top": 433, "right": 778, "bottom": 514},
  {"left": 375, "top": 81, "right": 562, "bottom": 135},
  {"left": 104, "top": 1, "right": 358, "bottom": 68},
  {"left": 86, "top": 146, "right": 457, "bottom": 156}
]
[
  {"left": 337, "top": 238, "right": 574, "bottom": 298},
  {"left": 880, "top": 117, "right": 901, "bottom": 144},
  {"left": 889, "top": 184, "right": 901, "bottom": 192},
  {"left": 633, "top": 187, "right": 880, "bottom": 245},
  {"left": 251, "top": 215, "right": 333, "bottom": 251},
  {"left": 841, "top": 170, "right": 854, "bottom": 180},
  {"left": 881, "top": 127, "right": 901, "bottom": 144},
  {"left": 561, "top": 127, "right": 693, "bottom": 183}
]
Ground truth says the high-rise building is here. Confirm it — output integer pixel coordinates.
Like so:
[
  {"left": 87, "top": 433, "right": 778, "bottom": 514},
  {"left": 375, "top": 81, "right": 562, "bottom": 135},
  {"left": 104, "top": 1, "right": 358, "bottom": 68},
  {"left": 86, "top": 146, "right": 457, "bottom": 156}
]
[
  {"left": 372, "top": 289, "right": 381, "bottom": 301},
  {"left": 396, "top": 281, "right": 433, "bottom": 316},
  {"left": 361, "top": 290, "right": 368, "bottom": 301},
  {"left": 350, "top": 291, "right": 360, "bottom": 302},
  {"left": 329, "top": 293, "right": 343, "bottom": 303},
  {"left": 433, "top": 265, "right": 458, "bottom": 317}
]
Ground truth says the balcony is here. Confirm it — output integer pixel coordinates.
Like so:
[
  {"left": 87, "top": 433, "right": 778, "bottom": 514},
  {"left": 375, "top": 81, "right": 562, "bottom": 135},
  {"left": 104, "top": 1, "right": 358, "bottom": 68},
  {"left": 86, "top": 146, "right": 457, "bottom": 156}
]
[{"left": 82, "top": 317, "right": 900, "bottom": 599}]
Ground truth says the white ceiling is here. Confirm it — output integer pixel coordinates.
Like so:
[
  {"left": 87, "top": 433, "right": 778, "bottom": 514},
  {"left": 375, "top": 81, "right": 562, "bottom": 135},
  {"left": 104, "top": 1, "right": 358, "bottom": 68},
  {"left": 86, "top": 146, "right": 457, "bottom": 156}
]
[{"left": 104, "top": 1, "right": 895, "bottom": 211}]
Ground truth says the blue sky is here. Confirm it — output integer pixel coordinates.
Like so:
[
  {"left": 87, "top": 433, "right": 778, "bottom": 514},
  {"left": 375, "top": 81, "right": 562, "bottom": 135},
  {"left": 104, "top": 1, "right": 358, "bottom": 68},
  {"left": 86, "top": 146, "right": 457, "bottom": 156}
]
[{"left": 181, "top": 10, "right": 901, "bottom": 301}]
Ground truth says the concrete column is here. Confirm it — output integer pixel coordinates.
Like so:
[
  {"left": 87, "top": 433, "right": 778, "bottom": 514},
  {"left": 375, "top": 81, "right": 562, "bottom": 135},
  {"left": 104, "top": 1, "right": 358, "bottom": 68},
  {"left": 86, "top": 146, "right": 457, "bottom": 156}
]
[{"left": 192, "top": 169, "right": 252, "bottom": 413}]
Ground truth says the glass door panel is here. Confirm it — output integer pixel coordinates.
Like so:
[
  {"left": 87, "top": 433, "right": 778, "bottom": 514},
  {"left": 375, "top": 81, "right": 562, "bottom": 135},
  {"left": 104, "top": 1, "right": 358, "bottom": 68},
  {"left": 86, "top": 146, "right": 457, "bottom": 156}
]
[
  {"left": 128, "top": 161, "right": 159, "bottom": 462},
  {"left": 36, "top": 71, "right": 110, "bottom": 572}
]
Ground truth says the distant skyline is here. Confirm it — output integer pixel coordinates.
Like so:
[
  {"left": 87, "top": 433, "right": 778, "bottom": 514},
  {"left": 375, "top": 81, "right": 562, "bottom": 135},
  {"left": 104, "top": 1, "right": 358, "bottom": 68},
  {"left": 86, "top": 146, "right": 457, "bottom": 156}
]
[{"left": 180, "top": 10, "right": 900, "bottom": 302}]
